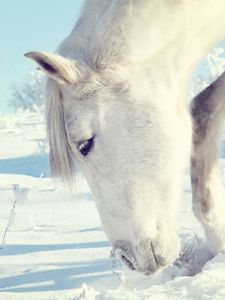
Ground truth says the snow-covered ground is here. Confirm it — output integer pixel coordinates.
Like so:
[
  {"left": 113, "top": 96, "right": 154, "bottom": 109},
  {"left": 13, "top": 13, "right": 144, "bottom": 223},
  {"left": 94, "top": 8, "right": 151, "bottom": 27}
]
[{"left": 1, "top": 110, "right": 225, "bottom": 300}]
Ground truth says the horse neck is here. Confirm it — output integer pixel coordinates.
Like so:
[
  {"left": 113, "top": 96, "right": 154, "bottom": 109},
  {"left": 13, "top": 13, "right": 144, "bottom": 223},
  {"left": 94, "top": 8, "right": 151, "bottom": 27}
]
[
  {"left": 129, "top": 1, "right": 225, "bottom": 70},
  {"left": 136, "top": 0, "right": 225, "bottom": 100},
  {"left": 175, "top": 0, "right": 225, "bottom": 73}
]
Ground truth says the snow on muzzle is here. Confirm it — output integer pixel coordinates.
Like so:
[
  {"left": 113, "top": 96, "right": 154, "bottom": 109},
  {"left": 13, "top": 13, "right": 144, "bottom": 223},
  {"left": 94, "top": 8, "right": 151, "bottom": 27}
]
[{"left": 113, "top": 239, "right": 178, "bottom": 275}]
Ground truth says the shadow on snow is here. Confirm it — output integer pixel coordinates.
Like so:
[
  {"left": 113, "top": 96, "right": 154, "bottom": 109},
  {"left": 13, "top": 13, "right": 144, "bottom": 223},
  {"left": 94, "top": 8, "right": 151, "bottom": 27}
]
[
  {"left": 0, "top": 259, "right": 113, "bottom": 292},
  {"left": 0, "top": 241, "right": 110, "bottom": 256},
  {"left": 0, "top": 154, "right": 50, "bottom": 178}
]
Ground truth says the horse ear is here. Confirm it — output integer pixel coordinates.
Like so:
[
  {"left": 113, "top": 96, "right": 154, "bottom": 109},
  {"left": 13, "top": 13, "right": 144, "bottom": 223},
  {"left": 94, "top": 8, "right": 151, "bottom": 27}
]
[{"left": 24, "top": 51, "right": 81, "bottom": 85}]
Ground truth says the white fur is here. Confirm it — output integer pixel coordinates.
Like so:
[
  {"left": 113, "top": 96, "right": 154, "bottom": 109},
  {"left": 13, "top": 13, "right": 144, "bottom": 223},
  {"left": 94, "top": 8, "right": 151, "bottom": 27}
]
[{"left": 26, "top": 0, "right": 225, "bottom": 275}]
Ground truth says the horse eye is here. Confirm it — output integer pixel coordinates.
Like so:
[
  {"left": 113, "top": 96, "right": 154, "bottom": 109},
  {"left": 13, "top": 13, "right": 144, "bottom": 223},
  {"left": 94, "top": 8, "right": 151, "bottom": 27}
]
[{"left": 78, "top": 137, "right": 94, "bottom": 156}]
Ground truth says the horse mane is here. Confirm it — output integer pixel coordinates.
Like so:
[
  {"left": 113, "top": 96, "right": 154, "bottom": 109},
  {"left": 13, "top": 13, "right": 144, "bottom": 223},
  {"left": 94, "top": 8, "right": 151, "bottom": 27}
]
[{"left": 45, "top": 78, "right": 75, "bottom": 184}]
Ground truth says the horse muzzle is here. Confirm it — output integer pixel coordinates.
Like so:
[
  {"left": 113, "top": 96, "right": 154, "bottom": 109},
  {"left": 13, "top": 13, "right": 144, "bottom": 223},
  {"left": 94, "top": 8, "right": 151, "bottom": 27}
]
[{"left": 113, "top": 237, "right": 180, "bottom": 275}]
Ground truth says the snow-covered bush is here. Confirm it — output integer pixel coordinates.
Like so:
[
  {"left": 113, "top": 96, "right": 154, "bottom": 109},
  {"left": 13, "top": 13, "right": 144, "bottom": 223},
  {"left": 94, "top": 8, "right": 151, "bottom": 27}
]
[
  {"left": 9, "top": 70, "right": 45, "bottom": 112},
  {"left": 190, "top": 47, "right": 225, "bottom": 98}
]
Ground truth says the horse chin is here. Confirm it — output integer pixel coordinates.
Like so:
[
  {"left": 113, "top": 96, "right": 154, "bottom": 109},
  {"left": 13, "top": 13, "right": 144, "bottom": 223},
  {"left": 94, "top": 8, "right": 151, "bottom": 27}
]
[{"left": 113, "top": 235, "right": 180, "bottom": 275}]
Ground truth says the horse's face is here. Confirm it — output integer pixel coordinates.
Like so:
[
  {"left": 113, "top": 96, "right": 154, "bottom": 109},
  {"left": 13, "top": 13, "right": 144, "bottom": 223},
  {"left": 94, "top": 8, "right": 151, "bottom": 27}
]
[{"left": 26, "top": 52, "right": 192, "bottom": 275}]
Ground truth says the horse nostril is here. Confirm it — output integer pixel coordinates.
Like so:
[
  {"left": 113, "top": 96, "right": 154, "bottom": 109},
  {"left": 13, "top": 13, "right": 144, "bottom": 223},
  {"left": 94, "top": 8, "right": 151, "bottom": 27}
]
[
  {"left": 114, "top": 242, "right": 137, "bottom": 271},
  {"left": 120, "top": 254, "right": 136, "bottom": 271}
]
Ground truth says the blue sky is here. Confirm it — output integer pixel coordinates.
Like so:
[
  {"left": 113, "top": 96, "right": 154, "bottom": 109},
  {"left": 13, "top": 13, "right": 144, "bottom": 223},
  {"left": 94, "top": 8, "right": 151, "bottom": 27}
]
[
  {"left": 0, "top": 1, "right": 224, "bottom": 113},
  {"left": 0, "top": 0, "right": 83, "bottom": 112}
]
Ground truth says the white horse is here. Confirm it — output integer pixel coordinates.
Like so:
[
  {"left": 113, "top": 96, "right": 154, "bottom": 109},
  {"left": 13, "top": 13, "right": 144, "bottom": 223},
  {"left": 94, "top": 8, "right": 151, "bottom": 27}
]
[{"left": 25, "top": 0, "right": 225, "bottom": 275}]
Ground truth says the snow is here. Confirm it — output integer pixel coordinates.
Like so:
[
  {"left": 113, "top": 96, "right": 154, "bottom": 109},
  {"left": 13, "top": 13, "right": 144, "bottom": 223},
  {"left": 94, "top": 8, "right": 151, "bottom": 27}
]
[{"left": 1, "top": 110, "right": 225, "bottom": 300}]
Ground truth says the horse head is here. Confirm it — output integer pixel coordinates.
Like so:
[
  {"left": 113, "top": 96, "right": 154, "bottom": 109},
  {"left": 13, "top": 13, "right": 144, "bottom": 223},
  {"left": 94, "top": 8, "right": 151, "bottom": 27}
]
[{"left": 25, "top": 50, "right": 191, "bottom": 275}]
